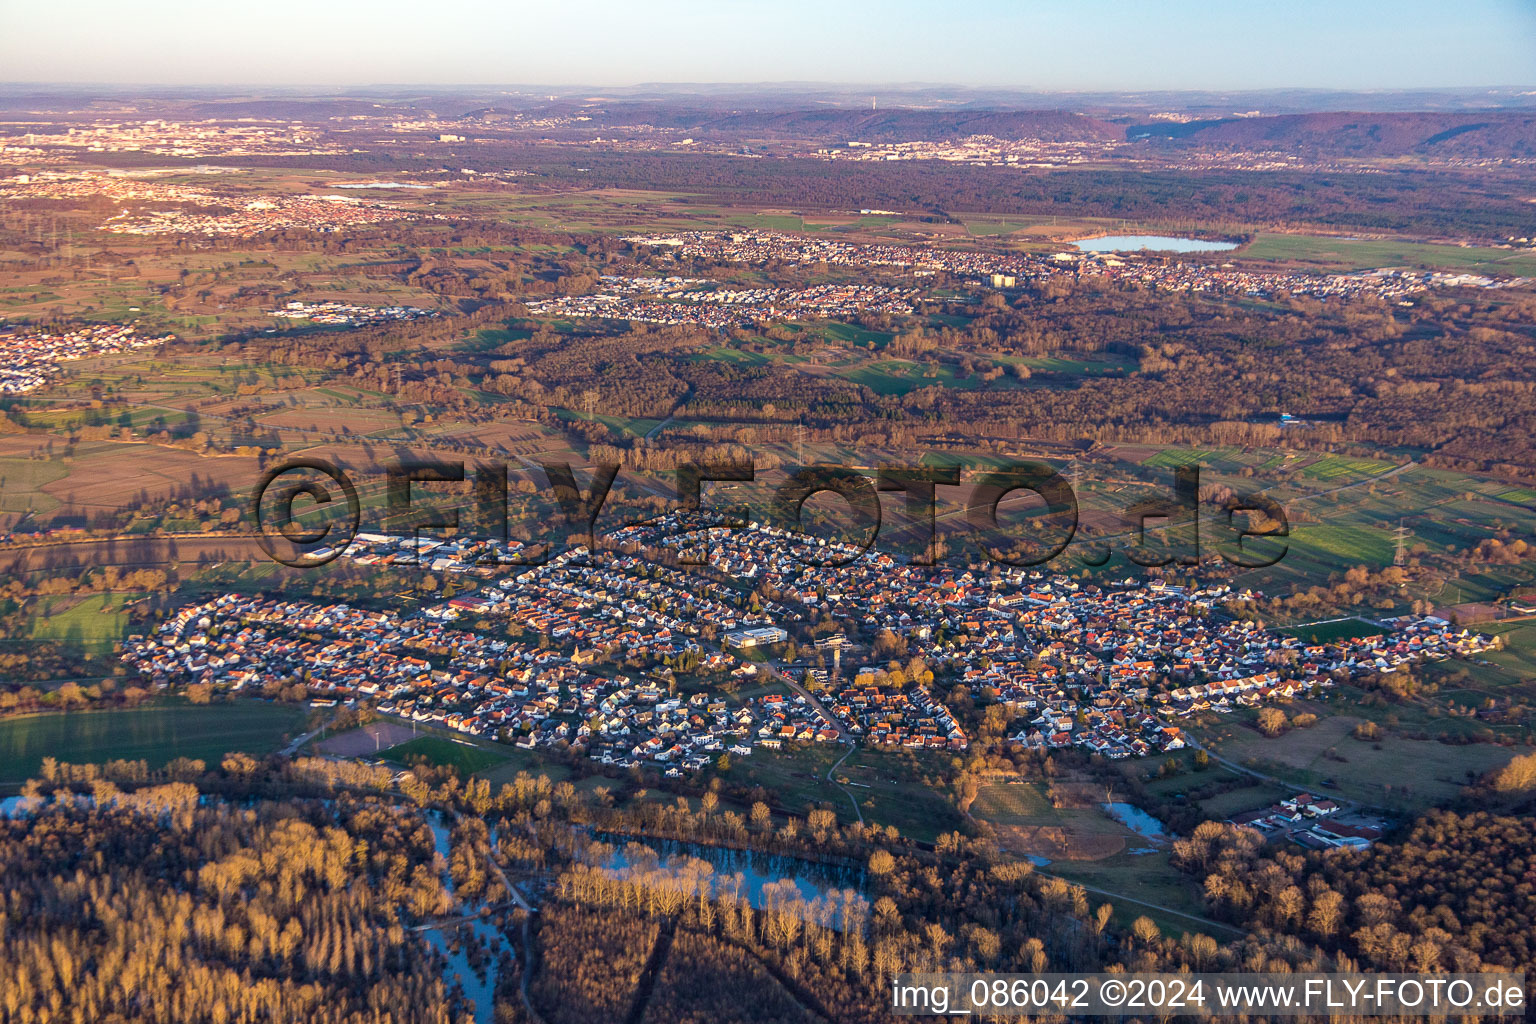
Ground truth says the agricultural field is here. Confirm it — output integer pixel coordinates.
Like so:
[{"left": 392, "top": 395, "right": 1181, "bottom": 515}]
[
  {"left": 0, "top": 701, "right": 307, "bottom": 787},
  {"left": 26, "top": 592, "right": 139, "bottom": 653},
  {"left": 971, "top": 781, "right": 1149, "bottom": 861},
  {"left": 1240, "top": 232, "right": 1536, "bottom": 276},
  {"left": 1279, "top": 618, "right": 1386, "bottom": 643}
]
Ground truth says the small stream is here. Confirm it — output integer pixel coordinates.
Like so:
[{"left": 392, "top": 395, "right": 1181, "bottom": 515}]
[{"left": 424, "top": 814, "right": 504, "bottom": 1024}]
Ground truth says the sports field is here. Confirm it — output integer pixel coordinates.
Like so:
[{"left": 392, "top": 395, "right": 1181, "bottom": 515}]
[
  {"left": 380, "top": 735, "right": 508, "bottom": 775},
  {"left": 1280, "top": 618, "right": 1385, "bottom": 643}
]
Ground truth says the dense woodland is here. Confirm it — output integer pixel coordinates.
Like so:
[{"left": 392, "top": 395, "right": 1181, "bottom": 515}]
[
  {"left": 0, "top": 786, "right": 464, "bottom": 1024},
  {"left": 1174, "top": 810, "right": 1536, "bottom": 974},
  {"left": 1, "top": 756, "right": 1529, "bottom": 1023},
  {"left": 185, "top": 254, "right": 1536, "bottom": 480}
]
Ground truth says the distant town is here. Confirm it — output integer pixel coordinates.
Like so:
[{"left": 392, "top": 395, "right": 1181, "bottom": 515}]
[{"left": 0, "top": 323, "right": 174, "bottom": 394}]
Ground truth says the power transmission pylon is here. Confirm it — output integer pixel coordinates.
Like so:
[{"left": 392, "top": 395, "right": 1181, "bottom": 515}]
[{"left": 1393, "top": 519, "right": 1411, "bottom": 566}]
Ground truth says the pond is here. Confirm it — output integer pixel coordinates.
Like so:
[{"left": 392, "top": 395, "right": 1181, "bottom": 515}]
[
  {"left": 590, "top": 832, "right": 869, "bottom": 923},
  {"left": 1073, "top": 235, "right": 1239, "bottom": 253},
  {"left": 1101, "top": 802, "right": 1173, "bottom": 841},
  {"left": 421, "top": 919, "right": 502, "bottom": 1024},
  {"left": 425, "top": 814, "right": 505, "bottom": 1024}
]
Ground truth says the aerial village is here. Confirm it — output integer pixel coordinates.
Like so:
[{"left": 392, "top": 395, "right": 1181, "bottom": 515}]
[
  {"left": 122, "top": 512, "right": 1494, "bottom": 780},
  {"left": 628, "top": 230, "right": 1529, "bottom": 302},
  {"left": 0, "top": 171, "right": 431, "bottom": 236},
  {"left": 0, "top": 322, "right": 175, "bottom": 394},
  {"left": 526, "top": 275, "right": 917, "bottom": 328}
]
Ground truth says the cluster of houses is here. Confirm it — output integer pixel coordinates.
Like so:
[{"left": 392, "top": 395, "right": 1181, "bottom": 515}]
[
  {"left": 751, "top": 692, "right": 841, "bottom": 748},
  {"left": 125, "top": 511, "right": 1494, "bottom": 774},
  {"left": 828, "top": 678, "right": 968, "bottom": 750},
  {"left": 0, "top": 323, "right": 174, "bottom": 394},
  {"left": 101, "top": 189, "right": 429, "bottom": 237},
  {"left": 624, "top": 230, "right": 1526, "bottom": 303},
  {"left": 812, "top": 135, "right": 1117, "bottom": 167},
  {"left": 265, "top": 300, "right": 438, "bottom": 328},
  {"left": 526, "top": 276, "right": 915, "bottom": 328},
  {"left": 122, "top": 592, "right": 767, "bottom": 777}
]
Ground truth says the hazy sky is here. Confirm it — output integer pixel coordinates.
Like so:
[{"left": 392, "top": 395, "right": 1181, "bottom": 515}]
[{"left": 3, "top": 0, "right": 1534, "bottom": 90}]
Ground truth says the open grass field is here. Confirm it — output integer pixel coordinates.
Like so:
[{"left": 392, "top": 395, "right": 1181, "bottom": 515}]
[
  {"left": 972, "top": 781, "right": 1146, "bottom": 861},
  {"left": 1241, "top": 233, "right": 1536, "bottom": 276},
  {"left": 380, "top": 735, "right": 508, "bottom": 775},
  {"left": 1429, "top": 620, "right": 1536, "bottom": 700},
  {"left": 1191, "top": 713, "right": 1520, "bottom": 811},
  {"left": 27, "top": 592, "right": 138, "bottom": 653},
  {"left": 0, "top": 701, "right": 307, "bottom": 787},
  {"left": 1044, "top": 851, "right": 1213, "bottom": 922},
  {"left": 1142, "top": 448, "right": 1215, "bottom": 469},
  {"left": 1494, "top": 486, "right": 1536, "bottom": 507},
  {"left": 1284, "top": 522, "right": 1398, "bottom": 569},
  {"left": 836, "top": 747, "right": 963, "bottom": 841},
  {"left": 1190, "top": 782, "right": 1292, "bottom": 821},
  {"left": 1297, "top": 454, "right": 1395, "bottom": 480},
  {"left": 971, "top": 781, "right": 1058, "bottom": 823},
  {"left": 719, "top": 742, "right": 848, "bottom": 814},
  {"left": 716, "top": 742, "right": 961, "bottom": 840},
  {"left": 474, "top": 752, "right": 574, "bottom": 788}
]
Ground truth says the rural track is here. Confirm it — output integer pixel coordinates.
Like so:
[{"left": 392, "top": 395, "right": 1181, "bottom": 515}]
[
  {"left": 825, "top": 743, "right": 864, "bottom": 826},
  {"left": 622, "top": 918, "right": 677, "bottom": 1024},
  {"left": 1033, "top": 869, "right": 1249, "bottom": 940},
  {"left": 1181, "top": 736, "right": 1388, "bottom": 813}
]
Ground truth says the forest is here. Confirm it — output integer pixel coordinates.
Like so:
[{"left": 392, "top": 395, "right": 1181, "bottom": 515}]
[
  {"left": 1, "top": 753, "right": 1528, "bottom": 1024},
  {"left": 1173, "top": 809, "right": 1535, "bottom": 975}
]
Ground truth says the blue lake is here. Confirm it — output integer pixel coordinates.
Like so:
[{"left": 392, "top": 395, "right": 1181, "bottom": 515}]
[
  {"left": 1102, "top": 802, "right": 1173, "bottom": 841},
  {"left": 1074, "top": 235, "right": 1239, "bottom": 253}
]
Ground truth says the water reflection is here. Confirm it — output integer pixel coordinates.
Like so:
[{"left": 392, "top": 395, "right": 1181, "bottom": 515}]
[
  {"left": 586, "top": 833, "right": 870, "bottom": 931},
  {"left": 1074, "top": 235, "right": 1239, "bottom": 253}
]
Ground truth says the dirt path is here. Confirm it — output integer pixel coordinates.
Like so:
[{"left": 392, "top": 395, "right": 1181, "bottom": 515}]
[
  {"left": 826, "top": 743, "right": 864, "bottom": 826},
  {"left": 1035, "top": 869, "right": 1248, "bottom": 939}
]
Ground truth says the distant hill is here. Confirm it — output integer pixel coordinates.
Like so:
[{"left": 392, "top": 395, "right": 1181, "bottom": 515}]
[
  {"left": 685, "top": 108, "right": 1123, "bottom": 143},
  {"left": 1127, "top": 111, "right": 1536, "bottom": 158},
  {"left": 459, "top": 103, "right": 1536, "bottom": 155},
  {"left": 459, "top": 103, "right": 1123, "bottom": 143}
]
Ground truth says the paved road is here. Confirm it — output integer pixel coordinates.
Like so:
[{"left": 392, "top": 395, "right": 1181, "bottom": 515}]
[
  {"left": 768, "top": 663, "right": 843, "bottom": 734},
  {"left": 761, "top": 661, "right": 865, "bottom": 824},
  {"left": 279, "top": 726, "right": 326, "bottom": 758}
]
